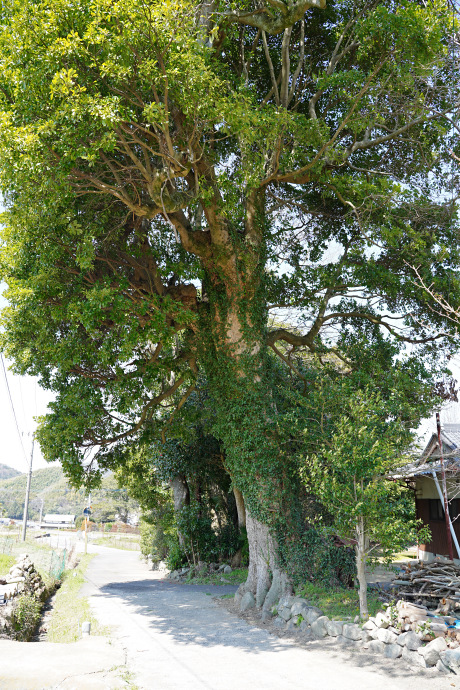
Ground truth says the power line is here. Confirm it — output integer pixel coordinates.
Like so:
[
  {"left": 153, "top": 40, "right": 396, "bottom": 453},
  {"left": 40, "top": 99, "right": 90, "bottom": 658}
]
[{"left": 0, "top": 353, "right": 29, "bottom": 469}]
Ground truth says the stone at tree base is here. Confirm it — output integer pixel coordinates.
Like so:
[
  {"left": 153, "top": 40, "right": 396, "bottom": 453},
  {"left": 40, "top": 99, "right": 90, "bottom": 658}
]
[
  {"left": 404, "top": 632, "right": 423, "bottom": 651},
  {"left": 325, "top": 620, "right": 343, "bottom": 637},
  {"left": 311, "top": 616, "right": 329, "bottom": 638},
  {"left": 396, "top": 632, "right": 408, "bottom": 646},
  {"left": 304, "top": 607, "right": 323, "bottom": 624},
  {"left": 273, "top": 616, "right": 285, "bottom": 628},
  {"left": 286, "top": 619, "right": 297, "bottom": 631},
  {"left": 401, "top": 647, "right": 427, "bottom": 668},
  {"left": 375, "top": 612, "right": 390, "bottom": 628},
  {"left": 418, "top": 637, "right": 447, "bottom": 667},
  {"left": 299, "top": 621, "right": 311, "bottom": 633},
  {"left": 440, "top": 649, "right": 460, "bottom": 674},
  {"left": 223, "top": 565, "right": 232, "bottom": 574},
  {"left": 360, "top": 631, "right": 372, "bottom": 644},
  {"left": 384, "top": 644, "right": 402, "bottom": 659},
  {"left": 436, "top": 659, "right": 451, "bottom": 674},
  {"left": 376, "top": 628, "right": 398, "bottom": 645},
  {"left": 367, "top": 640, "right": 386, "bottom": 654},
  {"left": 342, "top": 623, "right": 362, "bottom": 641},
  {"left": 234, "top": 584, "right": 245, "bottom": 607},
  {"left": 362, "top": 619, "right": 377, "bottom": 632},
  {"left": 240, "top": 591, "right": 256, "bottom": 612},
  {"left": 278, "top": 607, "right": 292, "bottom": 621},
  {"left": 291, "top": 601, "right": 310, "bottom": 616}
]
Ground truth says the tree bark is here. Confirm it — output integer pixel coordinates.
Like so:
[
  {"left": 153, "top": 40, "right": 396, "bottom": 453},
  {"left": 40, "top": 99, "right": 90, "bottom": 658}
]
[
  {"left": 233, "top": 486, "right": 246, "bottom": 528},
  {"left": 355, "top": 517, "right": 369, "bottom": 620},
  {"left": 169, "top": 474, "right": 190, "bottom": 547}
]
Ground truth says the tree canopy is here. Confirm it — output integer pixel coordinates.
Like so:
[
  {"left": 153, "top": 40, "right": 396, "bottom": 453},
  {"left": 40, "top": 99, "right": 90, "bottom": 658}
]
[{"left": 0, "top": 0, "right": 459, "bottom": 604}]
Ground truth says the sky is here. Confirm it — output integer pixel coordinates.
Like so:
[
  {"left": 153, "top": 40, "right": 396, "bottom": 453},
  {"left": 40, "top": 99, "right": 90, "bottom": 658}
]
[{"left": 0, "top": 288, "right": 56, "bottom": 473}]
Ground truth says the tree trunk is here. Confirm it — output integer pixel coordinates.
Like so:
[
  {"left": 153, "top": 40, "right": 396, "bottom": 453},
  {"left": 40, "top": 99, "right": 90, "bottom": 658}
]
[
  {"left": 233, "top": 486, "right": 246, "bottom": 528},
  {"left": 203, "top": 189, "right": 294, "bottom": 610},
  {"left": 239, "top": 511, "right": 293, "bottom": 610},
  {"left": 355, "top": 517, "right": 369, "bottom": 620},
  {"left": 169, "top": 474, "right": 190, "bottom": 547}
]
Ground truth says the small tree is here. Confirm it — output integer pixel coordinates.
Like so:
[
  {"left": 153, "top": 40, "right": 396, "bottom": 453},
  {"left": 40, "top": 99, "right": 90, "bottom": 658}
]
[{"left": 304, "top": 389, "right": 429, "bottom": 619}]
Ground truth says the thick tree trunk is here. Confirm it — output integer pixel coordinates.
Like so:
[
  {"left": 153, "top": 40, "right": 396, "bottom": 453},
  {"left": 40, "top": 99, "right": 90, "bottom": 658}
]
[
  {"left": 240, "top": 511, "right": 293, "bottom": 609},
  {"left": 203, "top": 189, "right": 293, "bottom": 610},
  {"left": 355, "top": 518, "right": 369, "bottom": 620}
]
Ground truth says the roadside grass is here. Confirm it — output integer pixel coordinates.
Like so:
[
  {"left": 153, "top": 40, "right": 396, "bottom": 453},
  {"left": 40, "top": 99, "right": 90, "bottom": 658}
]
[
  {"left": 92, "top": 536, "right": 140, "bottom": 551},
  {"left": 46, "top": 554, "right": 110, "bottom": 642},
  {"left": 295, "top": 581, "right": 381, "bottom": 620},
  {"left": 0, "top": 553, "right": 15, "bottom": 577},
  {"left": 186, "top": 567, "right": 248, "bottom": 586}
]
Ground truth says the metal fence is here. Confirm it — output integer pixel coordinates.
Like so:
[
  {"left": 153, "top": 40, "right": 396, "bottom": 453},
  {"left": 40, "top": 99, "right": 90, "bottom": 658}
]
[
  {"left": 0, "top": 537, "right": 14, "bottom": 555},
  {"left": 49, "top": 548, "right": 67, "bottom": 580}
]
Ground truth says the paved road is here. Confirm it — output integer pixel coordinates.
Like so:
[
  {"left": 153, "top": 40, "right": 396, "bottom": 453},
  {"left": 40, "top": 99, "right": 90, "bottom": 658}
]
[{"left": 82, "top": 545, "right": 459, "bottom": 690}]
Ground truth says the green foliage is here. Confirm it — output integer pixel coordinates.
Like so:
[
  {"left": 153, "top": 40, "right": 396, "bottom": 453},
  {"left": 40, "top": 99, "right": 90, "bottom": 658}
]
[
  {"left": 0, "top": 553, "right": 15, "bottom": 577},
  {"left": 304, "top": 388, "right": 430, "bottom": 563},
  {"left": 176, "top": 500, "right": 239, "bottom": 565},
  {"left": 11, "top": 594, "right": 42, "bottom": 641},
  {"left": 295, "top": 581, "right": 381, "bottom": 621},
  {"left": 187, "top": 567, "right": 248, "bottom": 586},
  {"left": 75, "top": 515, "right": 95, "bottom": 530},
  {"left": 281, "top": 527, "right": 356, "bottom": 589}
]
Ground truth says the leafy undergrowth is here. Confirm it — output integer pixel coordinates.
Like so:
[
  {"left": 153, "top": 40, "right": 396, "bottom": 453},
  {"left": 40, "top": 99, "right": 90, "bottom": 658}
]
[
  {"left": 296, "top": 582, "right": 381, "bottom": 620},
  {"left": 186, "top": 567, "right": 248, "bottom": 586},
  {"left": 46, "top": 554, "right": 110, "bottom": 642},
  {"left": 0, "top": 553, "right": 15, "bottom": 577}
]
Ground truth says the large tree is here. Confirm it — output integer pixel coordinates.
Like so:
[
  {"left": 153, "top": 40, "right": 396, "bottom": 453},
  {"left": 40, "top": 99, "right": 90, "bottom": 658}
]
[{"left": 0, "top": 0, "right": 459, "bottom": 607}]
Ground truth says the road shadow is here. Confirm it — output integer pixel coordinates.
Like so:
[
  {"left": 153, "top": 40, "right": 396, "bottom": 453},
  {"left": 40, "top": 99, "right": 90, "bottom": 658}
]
[{"left": 90, "top": 577, "right": 443, "bottom": 684}]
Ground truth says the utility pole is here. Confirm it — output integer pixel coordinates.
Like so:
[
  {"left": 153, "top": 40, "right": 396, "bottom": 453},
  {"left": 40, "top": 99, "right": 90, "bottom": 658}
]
[
  {"left": 84, "top": 492, "right": 91, "bottom": 555},
  {"left": 39, "top": 498, "right": 44, "bottom": 528},
  {"left": 436, "top": 412, "right": 455, "bottom": 560},
  {"left": 21, "top": 434, "right": 34, "bottom": 543}
]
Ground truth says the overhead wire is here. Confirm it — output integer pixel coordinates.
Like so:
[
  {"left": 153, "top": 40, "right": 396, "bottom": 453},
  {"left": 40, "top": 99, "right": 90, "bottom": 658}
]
[{"left": 0, "top": 353, "right": 29, "bottom": 469}]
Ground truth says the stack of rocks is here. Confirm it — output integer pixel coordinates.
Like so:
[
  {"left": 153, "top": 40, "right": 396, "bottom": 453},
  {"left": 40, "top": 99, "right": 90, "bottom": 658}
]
[
  {"left": 0, "top": 554, "right": 47, "bottom": 636},
  {"left": 242, "top": 593, "right": 460, "bottom": 675},
  {"left": 2, "top": 554, "right": 46, "bottom": 601},
  {"left": 168, "top": 561, "right": 233, "bottom": 581}
]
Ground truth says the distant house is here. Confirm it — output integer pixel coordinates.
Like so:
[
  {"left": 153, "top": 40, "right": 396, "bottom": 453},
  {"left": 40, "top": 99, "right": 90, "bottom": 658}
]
[
  {"left": 399, "top": 424, "right": 460, "bottom": 562},
  {"left": 40, "top": 514, "right": 75, "bottom": 529}
]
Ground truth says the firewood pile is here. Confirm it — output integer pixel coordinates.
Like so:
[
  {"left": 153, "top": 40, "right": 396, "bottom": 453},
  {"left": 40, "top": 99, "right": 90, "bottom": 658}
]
[{"left": 390, "top": 558, "right": 460, "bottom": 610}]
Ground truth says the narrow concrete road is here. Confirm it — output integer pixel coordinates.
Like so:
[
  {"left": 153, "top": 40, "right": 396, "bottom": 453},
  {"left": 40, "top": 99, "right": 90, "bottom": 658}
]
[{"left": 82, "top": 545, "right": 459, "bottom": 690}]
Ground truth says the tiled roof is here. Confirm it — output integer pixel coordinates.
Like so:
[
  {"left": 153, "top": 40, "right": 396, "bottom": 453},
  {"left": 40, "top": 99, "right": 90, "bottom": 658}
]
[{"left": 396, "top": 424, "right": 460, "bottom": 478}]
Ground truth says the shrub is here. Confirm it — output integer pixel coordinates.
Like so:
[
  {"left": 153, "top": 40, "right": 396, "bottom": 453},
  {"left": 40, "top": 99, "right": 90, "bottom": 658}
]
[
  {"left": 11, "top": 594, "right": 42, "bottom": 641},
  {"left": 281, "top": 527, "right": 356, "bottom": 589}
]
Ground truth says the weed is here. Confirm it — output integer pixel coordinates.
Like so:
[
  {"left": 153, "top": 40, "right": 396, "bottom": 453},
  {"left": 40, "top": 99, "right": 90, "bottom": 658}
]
[
  {"left": 46, "top": 554, "right": 110, "bottom": 642},
  {"left": 296, "top": 582, "right": 381, "bottom": 620}
]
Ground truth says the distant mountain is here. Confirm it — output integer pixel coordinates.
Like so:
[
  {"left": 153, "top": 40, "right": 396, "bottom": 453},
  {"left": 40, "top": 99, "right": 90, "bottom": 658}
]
[
  {"left": 0, "top": 465, "right": 139, "bottom": 522},
  {"left": 0, "top": 463, "right": 22, "bottom": 481}
]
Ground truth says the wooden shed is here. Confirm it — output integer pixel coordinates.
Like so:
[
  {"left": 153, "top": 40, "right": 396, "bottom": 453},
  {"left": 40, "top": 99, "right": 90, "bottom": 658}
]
[{"left": 400, "top": 424, "right": 460, "bottom": 562}]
